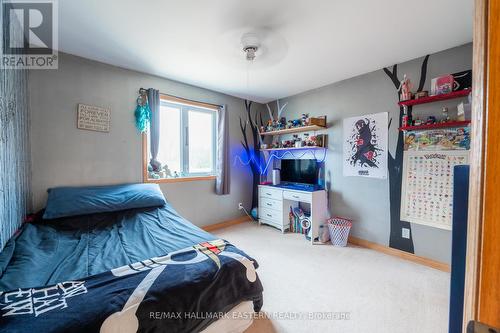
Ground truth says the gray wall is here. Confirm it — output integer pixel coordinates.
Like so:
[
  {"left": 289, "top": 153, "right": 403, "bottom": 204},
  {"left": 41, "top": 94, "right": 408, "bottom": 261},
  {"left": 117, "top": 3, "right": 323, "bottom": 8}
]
[
  {"left": 0, "top": 0, "right": 31, "bottom": 250},
  {"left": 29, "top": 53, "right": 257, "bottom": 227},
  {"left": 273, "top": 44, "right": 472, "bottom": 264}
]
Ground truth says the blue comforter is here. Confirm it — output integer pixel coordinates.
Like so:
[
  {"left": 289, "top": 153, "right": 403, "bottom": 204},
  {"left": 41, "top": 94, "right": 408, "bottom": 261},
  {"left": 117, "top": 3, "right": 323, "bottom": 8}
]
[{"left": 0, "top": 203, "right": 263, "bottom": 332}]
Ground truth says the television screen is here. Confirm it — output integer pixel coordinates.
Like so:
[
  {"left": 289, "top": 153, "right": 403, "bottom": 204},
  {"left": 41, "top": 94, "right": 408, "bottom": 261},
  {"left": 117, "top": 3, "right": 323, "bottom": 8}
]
[{"left": 280, "top": 159, "right": 319, "bottom": 185}]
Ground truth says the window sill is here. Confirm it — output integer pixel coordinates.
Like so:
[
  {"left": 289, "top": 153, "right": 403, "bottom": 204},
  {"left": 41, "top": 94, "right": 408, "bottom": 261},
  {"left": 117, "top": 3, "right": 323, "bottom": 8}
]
[{"left": 144, "top": 175, "right": 217, "bottom": 184}]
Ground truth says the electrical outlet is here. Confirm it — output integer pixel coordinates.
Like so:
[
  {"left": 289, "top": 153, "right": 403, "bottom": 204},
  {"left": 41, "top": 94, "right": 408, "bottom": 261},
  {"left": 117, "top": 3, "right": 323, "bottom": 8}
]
[
  {"left": 402, "top": 228, "right": 411, "bottom": 239},
  {"left": 238, "top": 203, "right": 244, "bottom": 210}
]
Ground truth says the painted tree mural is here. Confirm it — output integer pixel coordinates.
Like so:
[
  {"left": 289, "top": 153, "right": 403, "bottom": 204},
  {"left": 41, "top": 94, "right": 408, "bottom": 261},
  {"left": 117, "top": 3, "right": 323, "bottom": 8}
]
[
  {"left": 382, "top": 54, "right": 429, "bottom": 253},
  {"left": 239, "top": 100, "right": 265, "bottom": 209}
]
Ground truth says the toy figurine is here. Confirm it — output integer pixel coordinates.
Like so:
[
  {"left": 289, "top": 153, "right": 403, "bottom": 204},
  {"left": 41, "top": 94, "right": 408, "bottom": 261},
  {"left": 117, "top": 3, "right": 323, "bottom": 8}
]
[
  {"left": 287, "top": 120, "right": 293, "bottom": 129},
  {"left": 280, "top": 117, "right": 286, "bottom": 127},
  {"left": 309, "top": 135, "right": 318, "bottom": 147},
  {"left": 303, "top": 133, "right": 310, "bottom": 146},
  {"left": 442, "top": 107, "right": 450, "bottom": 122},
  {"left": 163, "top": 165, "right": 172, "bottom": 178},
  {"left": 276, "top": 119, "right": 282, "bottom": 130},
  {"left": 426, "top": 116, "right": 437, "bottom": 125},
  {"left": 292, "top": 119, "right": 301, "bottom": 127},
  {"left": 301, "top": 113, "right": 309, "bottom": 126},
  {"left": 266, "top": 119, "right": 273, "bottom": 132},
  {"left": 399, "top": 74, "right": 413, "bottom": 101}
]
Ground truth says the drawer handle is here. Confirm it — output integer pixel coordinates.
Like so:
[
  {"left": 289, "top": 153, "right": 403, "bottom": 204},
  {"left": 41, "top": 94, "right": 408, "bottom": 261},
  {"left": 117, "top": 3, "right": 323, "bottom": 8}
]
[
  {"left": 266, "top": 193, "right": 272, "bottom": 196},
  {"left": 266, "top": 214, "right": 272, "bottom": 217},
  {"left": 292, "top": 195, "right": 299, "bottom": 199},
  {"left": 266, "top": 203, "right": 272, "bottom": 206}
]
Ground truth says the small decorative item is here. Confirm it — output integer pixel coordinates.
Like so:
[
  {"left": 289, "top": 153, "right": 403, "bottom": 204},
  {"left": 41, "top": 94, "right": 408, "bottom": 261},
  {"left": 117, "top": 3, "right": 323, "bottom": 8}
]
[
  {"left": 402, "top": 114, "right": 409, "bottom": 127},
  {"left": 399, "top": 74, "right": 413, "bottom": 101},
  {"left": 442, "top": 107, "right": 450, "bottom": 122},
  {"left": 426, "top": 116, "right": 437, "bottom": 125},
  {"left": 266, "top": 119, "right": 273, "bottom": 132},
  {"left": 78, "top": 103, "right": 111, "bottom": 133},
  {"left": 303, "top": 133, "right": 309, "bottom": 140},
  {"left": 301, "top": 113, "right": 309, "bottom": 126},
  {"left": 134, "top": 88, "right": 150, "bottom": 132},
  {"left": 431, "top": 74, "right": 454, "bottom": 95},
  {"left": 414, "top": 91, "right": 429, "bottom": 99},
  {"left": 280, "top": 117, "right": 287, "bottom": 127}
]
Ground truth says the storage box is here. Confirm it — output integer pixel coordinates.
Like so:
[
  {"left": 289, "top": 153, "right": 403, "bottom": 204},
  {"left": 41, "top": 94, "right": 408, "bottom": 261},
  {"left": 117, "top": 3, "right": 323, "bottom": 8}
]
[
  {"left": 431, "top": 75, "right": 454, "bottom": 95},
  {"left": 309, "top": 116, "right": 327, "bottom": 127},
  {"left": 457, "top": 102, "right": 471, "bottom": 121}
]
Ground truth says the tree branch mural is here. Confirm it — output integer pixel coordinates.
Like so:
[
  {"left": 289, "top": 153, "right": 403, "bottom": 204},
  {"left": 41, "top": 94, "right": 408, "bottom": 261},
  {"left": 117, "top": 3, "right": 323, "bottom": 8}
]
[
  {"left": 382, "top": 54, "right": 429, "bottom": 253},
  {"left": 239, "top": 100, "right": 265, "bottom": 209}
]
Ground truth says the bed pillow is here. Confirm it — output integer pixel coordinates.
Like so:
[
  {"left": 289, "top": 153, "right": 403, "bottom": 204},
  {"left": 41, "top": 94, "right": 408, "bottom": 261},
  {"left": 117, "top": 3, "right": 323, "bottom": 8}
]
[{"left": 43, "top": 183, "right": 166, "bottom": 219}]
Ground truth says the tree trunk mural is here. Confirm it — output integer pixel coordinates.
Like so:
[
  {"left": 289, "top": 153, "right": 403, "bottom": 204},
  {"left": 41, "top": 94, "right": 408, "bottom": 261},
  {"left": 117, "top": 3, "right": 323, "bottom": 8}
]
[
  {"left": 382, "top": 54, "right": 429, "bottom": 253},
  {"left": 239, "top": 100, "right": 265, "bottom": 209}
]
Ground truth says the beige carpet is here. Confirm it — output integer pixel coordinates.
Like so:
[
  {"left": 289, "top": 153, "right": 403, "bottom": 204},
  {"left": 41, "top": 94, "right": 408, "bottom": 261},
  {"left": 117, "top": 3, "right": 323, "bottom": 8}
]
[{"left": 213, "top": 222, "right": 450, "bottom": 333}]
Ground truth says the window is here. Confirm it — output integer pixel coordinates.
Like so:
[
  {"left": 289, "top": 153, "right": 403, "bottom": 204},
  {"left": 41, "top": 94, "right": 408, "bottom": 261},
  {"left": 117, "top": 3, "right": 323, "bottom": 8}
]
[{"left": 144, "top": 95, "right": 218, "bottom": 182}]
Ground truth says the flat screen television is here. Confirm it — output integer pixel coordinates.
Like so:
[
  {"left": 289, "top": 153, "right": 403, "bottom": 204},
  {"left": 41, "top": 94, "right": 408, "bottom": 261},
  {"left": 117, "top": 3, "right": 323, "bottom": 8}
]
[{"left": 280, "top": 159, "right": 319, "bottom": 185}]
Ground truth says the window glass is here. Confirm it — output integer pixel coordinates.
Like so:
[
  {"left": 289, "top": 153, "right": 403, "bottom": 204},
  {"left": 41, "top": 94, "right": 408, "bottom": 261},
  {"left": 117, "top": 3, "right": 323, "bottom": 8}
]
[
  {"left": 188, "top": 110, "right": 214, "bottom": 174},
  {"left": 157, "top": 105, "right": 181, "bottom": 175}
]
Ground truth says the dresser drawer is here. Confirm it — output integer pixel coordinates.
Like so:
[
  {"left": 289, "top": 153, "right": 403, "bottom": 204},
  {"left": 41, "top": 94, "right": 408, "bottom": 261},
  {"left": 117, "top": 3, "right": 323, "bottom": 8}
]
[
  {"left": 259, "top": 207, "right": 283, "bottom": 223},
  {"left": 283, "top": 191, "right": 312, "bottom": 203},
  {"left": 260, "top": 197, "right": 282, "bottom": 211},
  {"left": 259, "top": 187, "right": 283, "bottom": 200}
]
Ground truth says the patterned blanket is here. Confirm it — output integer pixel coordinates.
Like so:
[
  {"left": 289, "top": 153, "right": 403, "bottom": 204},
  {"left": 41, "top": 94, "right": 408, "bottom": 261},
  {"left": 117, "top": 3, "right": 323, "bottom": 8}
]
[{"left": 0, "top": 240, "right": 263, "bottom": 333}]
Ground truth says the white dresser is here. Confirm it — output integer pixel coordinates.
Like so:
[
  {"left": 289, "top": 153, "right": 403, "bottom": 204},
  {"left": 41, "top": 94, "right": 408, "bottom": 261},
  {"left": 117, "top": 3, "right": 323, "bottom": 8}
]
[{"left": 258, "top": 185, "right": 328, "bottom": 244}]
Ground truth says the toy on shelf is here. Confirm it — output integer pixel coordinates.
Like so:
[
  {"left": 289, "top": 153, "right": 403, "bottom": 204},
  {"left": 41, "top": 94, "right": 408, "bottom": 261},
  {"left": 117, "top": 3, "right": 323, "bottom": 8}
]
[
  {"left": 399, "top": 74, "right": 413, "bottom": 101},
  {"left": 264, "top": 132, "right": 328, "bottom": 150},
  {"left": 431, "top": 74, "right": 454, "bottom": 96},
  {"left": 404, "top": 127, "right": 470, "bottom": 151},
  {"left": 414, "top": 91, "right": 429, "bottom": 99},
  {"left": 260, "top": 111, "right": 326, "bottom": 134}
]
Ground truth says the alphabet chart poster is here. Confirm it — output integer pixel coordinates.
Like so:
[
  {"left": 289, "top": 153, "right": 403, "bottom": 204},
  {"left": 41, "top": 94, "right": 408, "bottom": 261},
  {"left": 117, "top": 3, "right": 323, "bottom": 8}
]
[{"left": 400, "top": 150, "right": 469, "bottom": 230}]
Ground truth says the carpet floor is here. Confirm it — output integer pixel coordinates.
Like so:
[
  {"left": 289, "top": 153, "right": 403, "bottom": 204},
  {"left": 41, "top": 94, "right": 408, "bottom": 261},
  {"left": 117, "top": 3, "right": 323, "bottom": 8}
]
[{"left": 213, "top": 222, "right": 450, "bottom": 333}]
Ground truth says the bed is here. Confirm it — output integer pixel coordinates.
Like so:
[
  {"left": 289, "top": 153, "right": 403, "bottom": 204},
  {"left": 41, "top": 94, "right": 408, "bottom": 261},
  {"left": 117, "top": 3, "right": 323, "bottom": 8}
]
[{"left": 0, "top": 184, "right": 263, "bottom": 333}]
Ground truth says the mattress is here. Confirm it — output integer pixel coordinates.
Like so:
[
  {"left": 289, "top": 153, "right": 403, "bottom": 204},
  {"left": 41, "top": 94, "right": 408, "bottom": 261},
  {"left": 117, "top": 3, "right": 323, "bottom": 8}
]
[{"left": 0, "top": 202, "right": 263, "bottom": 332}]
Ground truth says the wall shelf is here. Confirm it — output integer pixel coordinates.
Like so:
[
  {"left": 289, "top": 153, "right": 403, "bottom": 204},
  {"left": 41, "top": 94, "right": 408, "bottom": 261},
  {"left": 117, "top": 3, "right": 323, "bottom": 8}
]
[
  {"left": 398, "top": 89, "right": 471, "bottom": 107},
  {"left": 260, "top": 146, "right": 327, "bottom": 152},
  {"left": 399, "top": 121, "right": 471, "bottom": 132},
  {"left": 259, "top": 124, "right": 327, "bottom": 136}
]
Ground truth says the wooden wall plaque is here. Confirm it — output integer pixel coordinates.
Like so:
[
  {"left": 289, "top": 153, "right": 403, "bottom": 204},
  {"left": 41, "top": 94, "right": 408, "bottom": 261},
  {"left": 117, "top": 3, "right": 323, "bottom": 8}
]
[{"left": 77, "top": 103, "right": 110, "bottom": 132}]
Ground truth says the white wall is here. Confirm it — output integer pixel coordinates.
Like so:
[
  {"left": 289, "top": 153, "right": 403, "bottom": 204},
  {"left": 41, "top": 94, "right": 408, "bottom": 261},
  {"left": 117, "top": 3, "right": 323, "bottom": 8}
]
[{"left": 29, "top": 53, "right": 257, "bottom": 227}]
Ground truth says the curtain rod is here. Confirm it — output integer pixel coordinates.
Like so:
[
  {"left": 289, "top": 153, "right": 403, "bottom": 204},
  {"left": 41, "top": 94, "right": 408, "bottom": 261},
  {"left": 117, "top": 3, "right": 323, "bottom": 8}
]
[{"left": 139, "top": 88, "right": 221, "bottom": 109}]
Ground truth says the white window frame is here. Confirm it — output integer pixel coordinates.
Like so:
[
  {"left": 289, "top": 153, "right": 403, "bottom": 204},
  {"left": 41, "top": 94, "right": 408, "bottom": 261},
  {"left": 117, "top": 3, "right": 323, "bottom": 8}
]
[{"left": 149, "top": 100, "right": 217, "bottom": 179}]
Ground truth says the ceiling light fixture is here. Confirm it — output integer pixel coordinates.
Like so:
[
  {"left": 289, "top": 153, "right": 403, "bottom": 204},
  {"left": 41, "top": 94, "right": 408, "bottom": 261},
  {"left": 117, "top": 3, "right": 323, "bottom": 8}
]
[{"left": 241, "top": 32, "right": 260, "bottom": 61}]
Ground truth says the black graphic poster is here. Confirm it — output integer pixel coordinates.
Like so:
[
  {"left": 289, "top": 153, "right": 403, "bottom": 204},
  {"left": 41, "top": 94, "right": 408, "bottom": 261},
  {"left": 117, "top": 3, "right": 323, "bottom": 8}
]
[{"left": 343, "top": 112, "right": 388, "bottom": 179}]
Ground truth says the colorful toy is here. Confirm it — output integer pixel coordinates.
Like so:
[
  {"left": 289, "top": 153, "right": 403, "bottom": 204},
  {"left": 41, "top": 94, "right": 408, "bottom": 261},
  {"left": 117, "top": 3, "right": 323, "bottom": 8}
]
[{"left": 399, "top": 74, "right": 413, "bottom": 101}]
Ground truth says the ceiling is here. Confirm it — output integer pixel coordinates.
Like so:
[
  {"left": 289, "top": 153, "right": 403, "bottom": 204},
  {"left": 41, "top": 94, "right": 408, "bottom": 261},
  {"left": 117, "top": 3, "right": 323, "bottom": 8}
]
[{"left": 59, "top": 0, "right": 473, "bottom": 103}]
